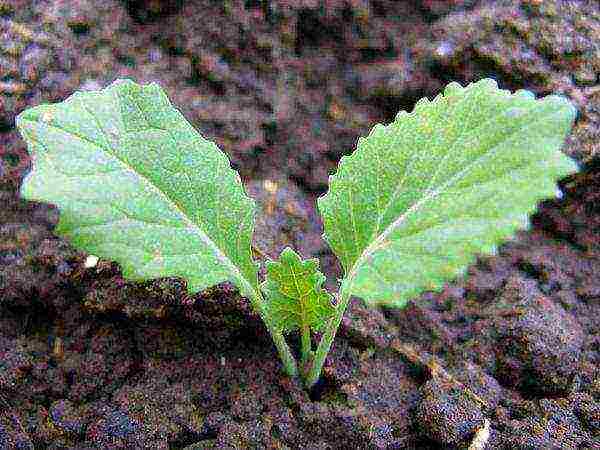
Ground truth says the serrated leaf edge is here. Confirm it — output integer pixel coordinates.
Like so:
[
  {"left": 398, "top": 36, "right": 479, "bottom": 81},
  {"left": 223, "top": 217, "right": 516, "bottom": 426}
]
[
  {"left": 17, "top": 79, "right": 259, "bottom": 298},
  {"left": 319, "top": 79, "right": 576, "bottom": 298},
  {"left": 262, "top": 247, "right": 334, "bottom": 333}
]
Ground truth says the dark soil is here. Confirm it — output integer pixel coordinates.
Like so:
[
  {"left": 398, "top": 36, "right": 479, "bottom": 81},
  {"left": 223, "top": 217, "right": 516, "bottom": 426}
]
[{"left": 1, "top": 0, "right": 599, "bottom": 448}]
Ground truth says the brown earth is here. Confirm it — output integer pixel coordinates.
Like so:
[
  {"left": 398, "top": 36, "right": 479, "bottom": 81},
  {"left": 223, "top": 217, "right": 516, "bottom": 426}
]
[{"left": 0, "top": 0, "right": 598, "bottom": 448}]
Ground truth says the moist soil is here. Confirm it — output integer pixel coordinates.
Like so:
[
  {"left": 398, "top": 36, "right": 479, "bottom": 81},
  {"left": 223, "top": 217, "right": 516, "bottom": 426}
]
[{"left": 0, "top": 0, "right": 599, "bottom": 448}]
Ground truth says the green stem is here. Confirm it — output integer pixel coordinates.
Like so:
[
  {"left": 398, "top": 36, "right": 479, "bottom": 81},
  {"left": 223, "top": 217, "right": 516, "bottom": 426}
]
[
  {"left": 251, "top": 291, "right": 299, "bottom": 378},
  {"left": 300, "top": 322, "right": 311, "bottom": 374},
  {"left": 270, "top": 328, "right": 299, "bottom": 378},
  {"left": 304, "top": 281, "right": 352, "bottom": 389}
]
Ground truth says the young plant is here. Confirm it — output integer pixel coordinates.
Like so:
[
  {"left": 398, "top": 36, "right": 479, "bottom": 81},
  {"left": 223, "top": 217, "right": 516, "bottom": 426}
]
[{"left": 16, "top": 79, "right": 576, "bottom": 389}]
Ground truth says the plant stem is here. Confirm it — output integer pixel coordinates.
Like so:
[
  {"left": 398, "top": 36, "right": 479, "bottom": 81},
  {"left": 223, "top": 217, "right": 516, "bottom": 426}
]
[
  {"left": 271, "top": 328, "right": 299, "bottom": 378},
  {"left": 304, "top": 281, "right": 352, "bottom": 389},
  {"left": 251, "top": 291, "right": 299, "bottom": 378},
  {"left": 300, "top": 322, "right": 311, "bottom": 374}
]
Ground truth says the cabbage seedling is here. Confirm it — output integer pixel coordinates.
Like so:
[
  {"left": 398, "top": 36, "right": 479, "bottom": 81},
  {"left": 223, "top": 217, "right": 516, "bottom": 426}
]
[{"left": 16, "top": 79, "right": 576, "bottom": 389}]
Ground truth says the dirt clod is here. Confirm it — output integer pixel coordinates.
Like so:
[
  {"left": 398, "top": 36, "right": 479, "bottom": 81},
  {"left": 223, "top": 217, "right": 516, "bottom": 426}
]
[
  {"left": 494, "top": 284, "right": 584, "bottom": 395},
  {"left": 415, "top": 377, "right": 484, "bottom": 444}
]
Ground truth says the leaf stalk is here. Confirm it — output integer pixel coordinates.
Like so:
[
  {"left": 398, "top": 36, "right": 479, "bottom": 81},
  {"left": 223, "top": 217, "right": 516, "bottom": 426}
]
[
  {"left": 300, "top": 322, "right": 312, "bottom": 374},
  {"left": 304, "top": 282, "right": 352, "bottom": 389},
  {"left": 251, "top": 291, "right": 299, "bottom": 378}
]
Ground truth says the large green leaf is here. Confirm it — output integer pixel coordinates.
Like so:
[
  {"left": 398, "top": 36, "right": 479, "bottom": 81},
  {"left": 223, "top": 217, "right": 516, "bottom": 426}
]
[
  {"left": 17, "top": 79, "right": 259, "bottom": 297},
  {"left": 262, "top": 247, "right": 335, "bottom": 333},
  {"left": 318, "top": 79, "right": 577, "bottom": 307}
]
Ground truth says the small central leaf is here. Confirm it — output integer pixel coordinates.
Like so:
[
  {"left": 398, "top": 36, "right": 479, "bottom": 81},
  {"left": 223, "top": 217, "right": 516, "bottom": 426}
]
[{"left": 262, "top": 247, "right": 335, "bottom": 334}]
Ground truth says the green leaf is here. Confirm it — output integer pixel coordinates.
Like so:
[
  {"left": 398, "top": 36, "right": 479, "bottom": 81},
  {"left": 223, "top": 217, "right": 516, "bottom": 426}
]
[
  {"left": 318, "top": 79, "right": 577, "bottom": 307},
  {"left": 16, "top": 79, "right": 259, "bottom": 298},
  {"left": 262, "top": 247, "right": 335, "bottom": 333}
]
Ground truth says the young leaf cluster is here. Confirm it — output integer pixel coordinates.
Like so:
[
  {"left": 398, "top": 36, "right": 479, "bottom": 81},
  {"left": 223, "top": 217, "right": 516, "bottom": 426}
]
[{"left": 16, "top": 78, "right": 577, "bottom": 389}]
